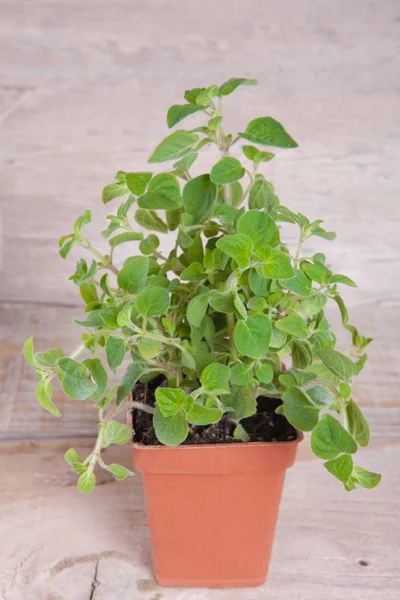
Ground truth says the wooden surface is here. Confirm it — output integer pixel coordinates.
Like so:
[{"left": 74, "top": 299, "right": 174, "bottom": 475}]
[{"left": 1, "top": 0, "right": 399, "bottom": 598}]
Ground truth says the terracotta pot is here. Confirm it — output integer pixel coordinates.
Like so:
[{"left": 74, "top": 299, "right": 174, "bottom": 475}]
[{"left": 132, "top": 433, "right": 303, "bottom": 588}]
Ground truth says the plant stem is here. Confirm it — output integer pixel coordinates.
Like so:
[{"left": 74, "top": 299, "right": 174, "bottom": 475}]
[
  {"left": 302, "top": 379, "right": 349, "bottom": 430},
  {"left": 131, "top": 401, "right": 155, "bottom": 414}
]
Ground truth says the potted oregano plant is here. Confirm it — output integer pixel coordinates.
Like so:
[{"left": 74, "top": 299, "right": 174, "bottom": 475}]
[{"left": 24, "top": 78, "right": 381, "bottom": 588}]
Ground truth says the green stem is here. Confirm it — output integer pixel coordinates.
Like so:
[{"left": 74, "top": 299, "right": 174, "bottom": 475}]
[{"left": 302, "top": 379, "right": 349, "bottom": 430}]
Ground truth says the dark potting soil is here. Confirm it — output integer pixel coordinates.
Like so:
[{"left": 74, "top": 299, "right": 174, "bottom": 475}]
[{"left": 131, "top": 375, "right": 297, "bottom": 446}]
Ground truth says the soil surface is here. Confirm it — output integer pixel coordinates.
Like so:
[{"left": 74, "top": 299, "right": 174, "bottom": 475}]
[{"left": 131, "top": 376, "right": 297, "bottom": 445}]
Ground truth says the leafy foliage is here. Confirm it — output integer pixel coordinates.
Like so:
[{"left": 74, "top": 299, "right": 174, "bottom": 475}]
[{"left": 24, "top": 79, "right": 378, "bottom": 493}]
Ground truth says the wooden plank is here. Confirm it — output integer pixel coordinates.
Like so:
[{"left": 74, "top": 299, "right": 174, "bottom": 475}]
[{"left": 0, "top": 432, "right": 398, "bottom": 599}]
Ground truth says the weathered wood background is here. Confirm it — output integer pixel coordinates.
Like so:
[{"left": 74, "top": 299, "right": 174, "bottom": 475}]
[{"left": 0, "top": 0, "right": 399, "bottom": 598}]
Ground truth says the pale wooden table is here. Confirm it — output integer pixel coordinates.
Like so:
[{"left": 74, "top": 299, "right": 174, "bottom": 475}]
[{"left": 1, "top": 0, "right": 399, "bottom": 597}]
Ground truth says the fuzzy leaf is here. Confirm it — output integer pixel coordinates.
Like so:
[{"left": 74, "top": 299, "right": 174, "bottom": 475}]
[
  {"left": 239, "top": 117, "right": 298, "bottom": 148},
  {"left": 149, "top": 130, "right": 199, "bottom": 163},
  {"left": 153, "top": 406, "right": 188, "bottom": 446},
  {"left": 311, "top": 414, "right": 357, "bottom": 459},
  {"left": 234, "top": 314, "right": 272, "bottom": 359}
]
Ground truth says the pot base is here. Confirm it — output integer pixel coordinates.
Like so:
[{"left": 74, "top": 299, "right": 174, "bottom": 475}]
[{"left": 155, "top": 574, "right": 267, "bottom": 588}]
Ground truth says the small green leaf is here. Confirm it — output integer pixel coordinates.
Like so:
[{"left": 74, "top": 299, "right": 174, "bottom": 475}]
[
  {"left": 216, "top": 234, "right": 253, "bottom": 269},
  {"left": 58, "top": 358, "right": 97, "bottom": 400},
  {"left": 311, "top": 414, "right": 357, "bottom": 459},
  {"left": 117, "top": 256, "right": 149, "bottom": 294},
  {"left": 282, "top": 386, "right": 320, "bottom": 431},
  {"left": 209, "top": 290, "right": 236, "bottom": 313},
  {"left": 302, "top": 263, "right": 330, "bottom": 284},
  {"left": 280, "top": 270, "right": 311, "bottom": 297},
  {"left": 64, "top": 448, "right": 86, "bottom": 474},
  {"left": 37, "top": 378, "right": 59, "bottom": 416},
  {"left": 330, "top": 274, "right": 357, "bottom": 287},
  {"left": 222, "top": 386, "right": 256, "bottom": 420},
  {"left": 139, "top": 234, "right": 160, "bottom": 255},
  {"left": 234, "top": 314, "right": 272, "bottom": 359},
  {"left": 257, "top": 246, "right": 295, "bottom": 279},
  {"left": 291, "top": 339, "right": 313, "bottom": 369},
  {"left": 183, "top": 174, "right": 217, "bottom": 223},
  {"left": 238, "top": 117, "right": 298, "bottom": 148},
  {"left": 135, "top": 209, "right": 168, "bottom": 234},
  {"left": 116, "top": 363, "right": 149, "bottom": 405},
  {"left": 237, "top": 210, "right": 280, "bottom": 248},
  {"left": 109, "top": 232, "right": 143, "bottom": 248},
  {"left": 156, "top": 388, "right": 186, "bottom": 417},
  {"left": 138, "top": 173, "right": 181, "bottom": 211},
  {"left": 82, "top": 358, "right": 108, "bottom": 402},
  {"left": 249, "top": 269, "right": 270, "bottom": 296},
  {"left": 256, "top": 363, "right": 274, "bottom": 384},
  {"left": 77, "top": 471, "right": 96, "bottom": 494},
  {"left": 248, "top": 176, "right": 276, "bottom": 211},
  {"left": 180, "top": 262, "right": 206, "bottom": 281},
  {"left": 102, "top": 183, "right": 128, "bottom": 204},
  {"left": 210, "top": 157, "right": 246, "bottom": 184},
  {"left": 149, "top": 130, "right": 199, "bottom": 163},
  {"left": 200, "top": 363, "right": 230, "bottom": 393},
  {"left": 153, "top": 406, "right": 188, "bottom": 446},
  {"left": 320, "top": 349, "right": 354, "bottom": 382},
  {"left": 167, "top": 103, "right": 207, "bottom": 128},
  {"left": 219, "top": 77, "right": 258, "bottom": 96},
  {"left": 301, "top": 294, "right": 327, "bottom": 316},
  {"left": 186, "top": 292, "right": 211, "bottom": 328},
  {"left": 352, "top": 466, "right": 381, "bottom": 489},
  {"left": 233, "top": 423, "right": 250, "bottom": 441},
  {"left": 103, "top": 420, "right": 132, "bottom": 445},
  {"left": 107, "top": 463, "right": 134, "bottom": 481},
  {"left": 346, "top": 400, "right": 370, "bottom": 447},
  {"left": 185, "top": 402, "right": 223, "bottom": 425},
  {"left": 275, "top": 315, "right": 308, "bottom": 338},
  {"left": 23, "top": 337, "right": 36, "bottom": 368},
  {"left": 105, "top": 336, "right": 126, "bottom": 372},
  {"left": 125, "top": 172, "right": 152, "bottom": 195},
  {"left": 231, "top": 363, "right": 253, "bottom": 386},
  {"left": 324, "top": 454, "right": 353, "bottom": 483},
  {"left": 135, "top": 287, "right": 170, "bottom": 318}
]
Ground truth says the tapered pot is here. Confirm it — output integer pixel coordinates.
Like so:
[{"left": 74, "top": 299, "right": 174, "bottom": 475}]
[{"left": 132, "top": 433, "right": 303, "bottom": 588}]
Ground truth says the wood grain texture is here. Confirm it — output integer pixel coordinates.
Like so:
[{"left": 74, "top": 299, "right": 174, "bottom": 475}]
[{"left": 0, "top": 434, "right": 398, "bottom": 599}]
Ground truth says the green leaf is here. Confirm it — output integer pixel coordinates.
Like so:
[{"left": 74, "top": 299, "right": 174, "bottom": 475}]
[
  {"left": 77, "top": 471, "right": 96, "bottom": 494},
  {"left": 282, "top": 386, "right": 320, "bottom": 430},
  {"left": 138, "top": 173, "right": 181, "bottom": 211},
  {"left": 210, "top": 157, "right": 245, "bottom": 184},
  {"left": 185, "top": 402, "right": 223, "bottom": 425},
  {"left": 104, "top": 420, "right": 132, "bottom": 445},
  {"left": 216, "top": 234, "right": 253, "bottom": 269},
  {"left": 156, "top": 388, "right": 186, "bottom": 417},
  {"left": 332, "top": 294, "right": 348, "bottom": 325},
  {"left": 330, "top": 274, "right": 357, "bottom": 287},
  {"left": 249, "top": 269, "right": 270, "bottom": 296},
  {"left": 291, "top": 339, "right": 313, "bottom": 369},
  {"left": 183, "top": 174, "right": 217, "bottom": 223},
  {"left": 247, "top": 296, "right": 267, "bottom": 311},
  {"left": 319, "top": 349, "right": 354, "bottom": 382},
  {"left": 153, "top": 406, "right": 188, "bottom": 446},
  {"left": 234, "top": 294, "right": 247, "bottom": 320},
  {"left": 270, "top": 327, "right": 287, "bottom": 349},
  {"left": 102, "top": 183, "right": 128, "bottom": 204},
  {"left": 116, "top": 363, "right": 148, "bottom": 405},
  {"left": 36, "top": 348, "right": 64, "bottom": 366},
  {"left": 248, "top": 177, "right": 276, "bottom": 211},
  {"left": 200, "top": 363, "right": 230, "bottom": 393},
  {"left": 231, "top": 363, "right": 253, "bottom": 386},
  {"left": 256, "top": 363, "right": 274, "bottom": 384},
  {"left": 352, "top": 466, "right": 381, "bottom": 489},
  {"left": 135, "top": 209, "right": 168, "bottom": 234},
  {"left": 37, "top": 378, "right": 59, "bottom": 416},
  {"left": 81, "top": 282, "right": 99, "bottom": 304},
  {"left": 58, "top": 358, "right": 97, "bottom": 400},
  {"left": 234, "top": 314, "right": 272, "bottom": 359},
  {"left": 64, "top": 448, "right": 86, "bottom": 474},
  {"left": 324, "top": 454, "right": 354, "bottom": 483},
  {"left": 346, "top": 400, "right": 370, "bottom": 447},
  {"left": 209, "top": 290, "right": 236, "bottom": 313},
  {"left": 219, "top": 77, "right": 258, "bottom": 96},
  {"left": 242, "top": 145, "right": 275, "bottom": 164},
  {"left": 138, "top": 338, "right": 161, "bottom": 360},
  {"left": 23, "top": 337, "right": 36, "bottom": 368},
  {"left": 257, "top": 246, "right": 295, "bottom": 279},
  {"left": 280, "top": 270, "right": 311, "bottom": 297},
  {"left": 186, "top": 292, "right": 210, "bottom": 328},
  {"left": 184, "top": 87, "right": 206, "bottom": 104},
  {"left": 105, "top": 336, "right": 126, "bottom": 372},
  {"left": 311, "top": 414, "right": 357, "bottom": 459},
  {"left": 233, "top": 423, "right": 250, "bottom": 441},
  {"left": 117, "top": 256, "right": 149, "bottom": 294},
  {"left": 180, "top": 262, "right": 206, "bottom": 281},
  {"left": 59, "top": 236, "right": 75, "bottom": 259},
  {"left": 73, "top": 210, "right": 91, "bottom": 236},
  {"left": 135, "top": 287, "right": 170, "bottom": 318},
  {"left": 222, "top": 386, "right": 256, "bottom": 420},
  {"left": 167, "top": 103, "right": 207, "bottom": 128},
  {"left": 109, "top": 232, "right": 143, "bottom": 248},
  {"left": 237, "top": 210, "right": 280, "bottom": 249},
  {"left": 275, "top": 315, "right": 308, "bottom": 338},
  {"left": 301, "top": 294, "right": 327, "bottom": 316},
  {"left": 82, "top": 358, "right": 108, "bottom": 402},
  {"left": 149, "top": 130, "right": 199, "bottom": 163},
  {"left": 302, "top": 263, "right": 330, "bottom": 285},
  {"left": 139, "top": 234, "right": 160, "bottom": 255},
  {"left": 125, "top": 172, "right": 152, "bottom": 195},
  {"left": 238, "top": 117, "right": 298, "bottom": 148},
  {"left": 107, "top": 463, "right": 134, "bottom": 481}
]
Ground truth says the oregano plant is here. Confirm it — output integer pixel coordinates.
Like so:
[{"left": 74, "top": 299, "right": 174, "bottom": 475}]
[{"left": 24, "top": 78, "right": 380, "bottom": 494}]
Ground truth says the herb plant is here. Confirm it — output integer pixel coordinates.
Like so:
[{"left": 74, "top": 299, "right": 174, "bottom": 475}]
[{"left": 24, "top": 78, "right": 381, "bottom": 494}]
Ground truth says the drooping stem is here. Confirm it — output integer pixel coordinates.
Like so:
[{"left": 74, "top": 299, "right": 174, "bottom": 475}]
[{"left": 302, "top": 379, "right": 349, "bottom": 431}]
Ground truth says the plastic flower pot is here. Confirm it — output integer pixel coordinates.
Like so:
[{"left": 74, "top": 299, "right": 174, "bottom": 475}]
[{"left": 132, "top": 433, "right": 303, "bottom": 588}]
